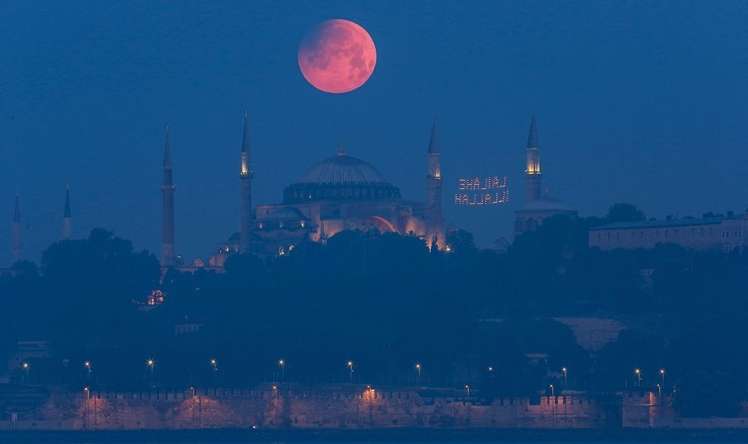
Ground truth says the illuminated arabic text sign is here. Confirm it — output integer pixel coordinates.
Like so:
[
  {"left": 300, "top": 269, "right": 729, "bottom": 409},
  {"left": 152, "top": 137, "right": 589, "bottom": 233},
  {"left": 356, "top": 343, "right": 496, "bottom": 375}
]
[{"left": 454, "top": 176, "right": 509, "bottom": 206}]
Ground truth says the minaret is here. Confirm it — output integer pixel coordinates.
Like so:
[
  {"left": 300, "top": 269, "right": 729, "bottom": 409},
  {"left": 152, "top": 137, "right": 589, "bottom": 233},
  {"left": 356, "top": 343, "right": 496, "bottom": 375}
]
[
  {"left": 425, "top": 121, "right": 444, "bottom": 247},
  {"left": 239, "top": 113, "right": 253, "bottom": 253},
  {"left": 525, "top": 115, "right": 542, "bottom": 202},
  {"left": 11, "top": 195, "right": 21, "bottom": 261},
  {"left": 161, "top": 127, "right": 176, "bottom": 267},
  {"left": 62, "top": 186, "right": 72, "bottom": 240}
]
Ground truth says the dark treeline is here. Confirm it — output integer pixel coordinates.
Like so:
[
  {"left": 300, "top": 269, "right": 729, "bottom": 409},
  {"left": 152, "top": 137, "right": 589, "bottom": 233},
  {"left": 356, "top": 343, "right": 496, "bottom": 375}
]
[{"left": 2, "top": 203, "right": 748, "bottom": 416}]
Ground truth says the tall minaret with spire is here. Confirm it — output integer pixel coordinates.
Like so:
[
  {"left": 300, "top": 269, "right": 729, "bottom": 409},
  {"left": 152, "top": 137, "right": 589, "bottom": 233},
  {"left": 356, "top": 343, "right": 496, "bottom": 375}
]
[
  {"left": 62, "top": 186, "right": 72, "bottom": 240},
  {"left": 239, "top": 113, "right": 253, "bottom": 253},
  {"left": 525, "top": 115, "right": 542, "bottom": 203},
  {"left": 161, "top": 127, "right": 176, "bottom": 268},
  {"left": 425, "top": 121, "right": 444, "bottom": 247},
  {"left": 11, "top": 195, "right": 21, "bottom": 261}
]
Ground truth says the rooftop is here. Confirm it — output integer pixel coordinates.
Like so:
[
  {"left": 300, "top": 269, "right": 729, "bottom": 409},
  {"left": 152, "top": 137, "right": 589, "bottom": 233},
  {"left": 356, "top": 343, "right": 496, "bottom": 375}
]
[
  {"left": 298, "top": 152, "right": 388, "bottom": 185},
  {"left": 591, "top": 217, "right": 727, "bottom": 231}
]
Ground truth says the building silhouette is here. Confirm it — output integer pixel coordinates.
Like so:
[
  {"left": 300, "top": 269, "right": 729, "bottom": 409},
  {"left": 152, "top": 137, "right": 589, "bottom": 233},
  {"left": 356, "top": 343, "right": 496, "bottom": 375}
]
[
  {"left": 589, "top": 214, "right": 748, "bottom": 251},
  {"left": 203, "top": 120, "right": 447, "bottom": 265},
  {"left": 161, "top": 127, "right": 176, "bottom": 268},
  {"left": 239, "top": 113, "right": 253, "bottom": 254},
  {"left": 62, "top": 186, "right": 72, "bottom": 240},
  {"left": 514, "top": 116, "right": 576, "bottom": 237}
]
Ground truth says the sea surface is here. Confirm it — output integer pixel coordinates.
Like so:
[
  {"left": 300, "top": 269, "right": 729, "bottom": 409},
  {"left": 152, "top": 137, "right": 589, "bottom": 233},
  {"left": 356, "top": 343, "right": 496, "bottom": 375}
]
[{"left": 2, "top": 429, "right": 747, "bottom": 444}]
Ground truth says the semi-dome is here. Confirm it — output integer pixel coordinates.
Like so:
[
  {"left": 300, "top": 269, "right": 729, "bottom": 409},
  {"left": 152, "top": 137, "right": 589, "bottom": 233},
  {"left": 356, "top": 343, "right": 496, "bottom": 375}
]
[{"left": 283, "top": 152, "right": 401, "bottom": 204}]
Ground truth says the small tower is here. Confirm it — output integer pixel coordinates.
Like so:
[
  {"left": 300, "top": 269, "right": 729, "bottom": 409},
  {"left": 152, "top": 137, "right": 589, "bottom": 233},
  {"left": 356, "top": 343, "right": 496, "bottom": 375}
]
[
  {"left": 525, "top": 115, "right": 542, "bottom": 203},
  {"left": 425, "top": 120, "right": 444, "bottom": 247},
  {"left": 11, "top": 195, "right": 21, "bottom": 261},
  {"left": 161, "top": 127, "right": 176, "bottom": 267},
  {"left": 239, "top": 113, "right": 254, "bottom": 253},
  {"left": 62, "top": 186, "right": 72, "bottom": 240}
]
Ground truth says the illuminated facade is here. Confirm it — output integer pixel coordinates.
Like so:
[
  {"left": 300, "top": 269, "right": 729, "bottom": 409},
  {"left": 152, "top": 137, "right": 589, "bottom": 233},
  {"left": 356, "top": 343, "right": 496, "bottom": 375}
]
[
  {"left": 205, "top": 124, "right": 446, "bottom": 261},
  {"left": 514, "top": 116, "right": 576, "bottom": 237}
]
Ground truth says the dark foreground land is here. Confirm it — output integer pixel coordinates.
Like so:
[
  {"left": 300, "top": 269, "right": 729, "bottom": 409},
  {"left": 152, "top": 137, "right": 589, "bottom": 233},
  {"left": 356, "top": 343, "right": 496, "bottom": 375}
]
[{"left": 3, "top": 428, "right": 748, "bottom": 443}]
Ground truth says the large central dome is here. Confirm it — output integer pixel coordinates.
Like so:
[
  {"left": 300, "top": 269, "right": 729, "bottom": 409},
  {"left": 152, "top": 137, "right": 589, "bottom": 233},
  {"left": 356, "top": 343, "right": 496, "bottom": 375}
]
[
  {"left": 299, "top": 153, "right": 387, "bottom": 184},
  {"left": 283, "top": 152, "right": 401, "bottom": 204}
]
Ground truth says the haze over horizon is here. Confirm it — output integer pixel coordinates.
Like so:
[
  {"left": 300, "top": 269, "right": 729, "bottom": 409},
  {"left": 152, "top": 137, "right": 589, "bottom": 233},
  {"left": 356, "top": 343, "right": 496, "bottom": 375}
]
[{"left": 2, "top": 0, "right": 747, "bottom": 263}]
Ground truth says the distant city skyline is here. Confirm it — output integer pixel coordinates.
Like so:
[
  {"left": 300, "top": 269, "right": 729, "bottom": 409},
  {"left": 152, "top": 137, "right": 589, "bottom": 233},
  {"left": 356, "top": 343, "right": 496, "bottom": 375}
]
[{"left": 2, "top": 1, "right": 747, "bottom": 263}]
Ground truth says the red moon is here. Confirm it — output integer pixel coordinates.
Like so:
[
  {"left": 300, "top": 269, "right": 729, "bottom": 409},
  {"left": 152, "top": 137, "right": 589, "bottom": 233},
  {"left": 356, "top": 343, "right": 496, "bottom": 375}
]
[{"left": 298, "top": 19, "right": 377, "bottom": 94}]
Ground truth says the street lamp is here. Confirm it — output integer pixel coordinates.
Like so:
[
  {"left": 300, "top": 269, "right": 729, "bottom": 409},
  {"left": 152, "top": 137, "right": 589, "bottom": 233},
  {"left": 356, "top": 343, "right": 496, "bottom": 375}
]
[
  {"left": 20, "top": 362, "right": 30, "bottom": 383},
  {"left": 210, "top": 358, "right": 218, "bottom": 371},
  {"left": 659, "top": 368, "right": 666, "bottom": 389},
  {"left": 346, "top": 361, "right": 354, "bottom": 382},
  {"left": 278, "top": 359, "right": 285, "bottom": 381},
  {"left": 561, "top": 367, "right": 568, "bottom": 387},
  {"left": 146, "top": 358, "right": 156, "bottom": 384},
  {"left": 634, "top": 368, "right": 642, "bottom": 387},
  {"left": 415, "top": 362, "right": 422, "bottom": 384},
  {"left": 464, "top": 384, "right": 471, "bottom": 397},
  {"left": 549, "top": 384, "right": 555, "bottom": 396}
]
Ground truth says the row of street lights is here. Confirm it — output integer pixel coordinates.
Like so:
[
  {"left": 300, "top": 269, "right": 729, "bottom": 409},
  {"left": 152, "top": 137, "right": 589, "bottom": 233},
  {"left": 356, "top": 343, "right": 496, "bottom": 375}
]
[
  {"left": 634, "top": 367, "right": 666, "bottom": 388},
  {"left": 19, "top": 359, "right": 668, "bottom": 395}
]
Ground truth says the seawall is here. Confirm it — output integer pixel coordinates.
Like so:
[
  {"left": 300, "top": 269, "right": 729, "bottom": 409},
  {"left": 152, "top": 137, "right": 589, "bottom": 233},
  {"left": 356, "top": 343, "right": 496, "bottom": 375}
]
[
  {"left": 3, "top": 386, "right": 747, "bottom": 431},
  {"left": 2, "top": 386, "right": 609, "bottom": 431}
]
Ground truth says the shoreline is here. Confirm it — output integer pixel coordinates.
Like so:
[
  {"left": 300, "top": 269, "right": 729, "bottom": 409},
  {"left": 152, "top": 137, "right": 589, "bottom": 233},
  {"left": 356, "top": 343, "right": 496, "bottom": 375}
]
[{"left": 4, "top": 428, "right": 748, "bottom": 443}]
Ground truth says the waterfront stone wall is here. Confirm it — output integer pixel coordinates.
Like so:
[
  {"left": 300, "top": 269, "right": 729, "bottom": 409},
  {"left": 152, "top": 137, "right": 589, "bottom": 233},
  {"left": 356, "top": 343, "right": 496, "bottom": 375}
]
[
  {"left": 6, "top": 387, "right": 748, "bottom": 431},
  {"left": 0, "top": 386, "right": 608, "bottom": 431}
]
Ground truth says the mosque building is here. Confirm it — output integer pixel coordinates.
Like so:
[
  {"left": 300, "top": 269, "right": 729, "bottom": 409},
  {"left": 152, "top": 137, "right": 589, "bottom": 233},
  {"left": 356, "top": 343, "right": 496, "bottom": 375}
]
[
  {"left": 7, "top": 115, "right": 581, "bottom": 268},
  {"left": 173, "top": 117, "right": 446, "bottom": 268}
]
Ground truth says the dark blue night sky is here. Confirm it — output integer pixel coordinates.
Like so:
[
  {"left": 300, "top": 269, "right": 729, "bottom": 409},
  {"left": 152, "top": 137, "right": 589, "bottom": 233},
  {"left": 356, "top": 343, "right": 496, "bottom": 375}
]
[{"left": 2, "top": 1, "right": 747, "bottom": 263}]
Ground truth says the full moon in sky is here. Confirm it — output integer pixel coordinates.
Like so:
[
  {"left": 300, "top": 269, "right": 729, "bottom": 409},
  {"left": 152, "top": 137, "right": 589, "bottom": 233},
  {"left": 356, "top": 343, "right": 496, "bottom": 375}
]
[{"left": 298, "top": 19, "right": 377, "bottom": 94}]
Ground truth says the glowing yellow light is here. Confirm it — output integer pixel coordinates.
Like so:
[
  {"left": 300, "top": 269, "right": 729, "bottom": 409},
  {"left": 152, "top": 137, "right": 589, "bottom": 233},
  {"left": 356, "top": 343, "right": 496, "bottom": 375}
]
[{"left": 240, "top": 156, "right": 249, "bottom": 177}]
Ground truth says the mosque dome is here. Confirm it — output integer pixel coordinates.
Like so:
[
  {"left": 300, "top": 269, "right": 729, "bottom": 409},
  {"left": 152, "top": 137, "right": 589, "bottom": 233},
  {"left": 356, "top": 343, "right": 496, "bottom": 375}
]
[
  {"left": 283, "top": 152, "right": 401, "bottom": 204},
  {"left": 300, "top": 152, "right": 386, "bottom": 184}
]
